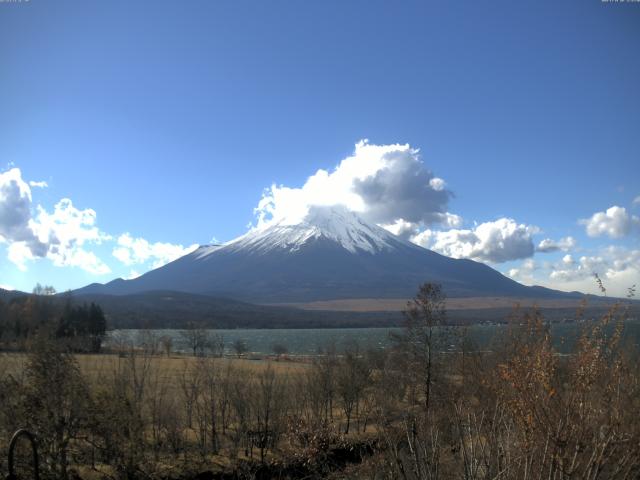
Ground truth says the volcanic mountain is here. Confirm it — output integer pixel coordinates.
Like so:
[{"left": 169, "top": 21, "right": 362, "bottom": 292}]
[{"left": 76, "top": 206, "right": 576, "bottom": 303}]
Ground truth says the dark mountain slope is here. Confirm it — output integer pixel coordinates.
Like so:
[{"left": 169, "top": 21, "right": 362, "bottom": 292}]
[{"left": 75, "top": 206, "right": 583, "bottom": 303}]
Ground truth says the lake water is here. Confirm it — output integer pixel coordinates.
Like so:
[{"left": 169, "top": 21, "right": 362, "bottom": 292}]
[{"left": 108, "top": 318, "right": 640, "bottom": 356}]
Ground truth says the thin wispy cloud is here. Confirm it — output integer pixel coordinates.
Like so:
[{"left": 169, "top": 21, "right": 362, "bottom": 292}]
[{"left": 28, "top": 180, "right": 48, "bottom": 188}]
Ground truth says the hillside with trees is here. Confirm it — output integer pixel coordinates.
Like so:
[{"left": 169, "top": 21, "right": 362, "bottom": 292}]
[{"left": 0, "top": 285, "right": 106, "bottom": 352}]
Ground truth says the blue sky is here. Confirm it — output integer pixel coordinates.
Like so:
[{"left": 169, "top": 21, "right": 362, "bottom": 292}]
[{"left": 1, "top": 0, "right": 639, "bottom": 296}]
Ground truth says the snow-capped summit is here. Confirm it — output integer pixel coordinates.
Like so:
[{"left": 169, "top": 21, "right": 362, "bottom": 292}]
[
  {"left": 222, "top": 205, "right": 406, "bottom": 255},
  {"left": 75, "top": 206, "right": 573, "bottom": 303}
]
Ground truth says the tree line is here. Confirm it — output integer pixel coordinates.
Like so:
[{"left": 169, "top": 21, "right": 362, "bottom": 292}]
[{"left": 0, "top": 285, "right": 106, "bottom": 353}]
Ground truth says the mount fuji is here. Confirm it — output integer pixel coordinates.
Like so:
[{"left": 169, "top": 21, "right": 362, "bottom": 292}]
[{"left": 76, "top": 206, "right": 575, "bottom": 303}]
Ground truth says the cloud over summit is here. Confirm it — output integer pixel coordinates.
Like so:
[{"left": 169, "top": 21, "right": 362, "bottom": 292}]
[
  {"left": 253, "top": 141, "right": 545, "bottom": 264},
  {"left": 254, "top": 140, "right": 458, "bottom": 230}
]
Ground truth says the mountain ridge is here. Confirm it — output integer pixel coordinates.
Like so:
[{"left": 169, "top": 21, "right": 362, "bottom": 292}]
[{"left": 74, "top": 206, "right": 584, "bottom": 302}]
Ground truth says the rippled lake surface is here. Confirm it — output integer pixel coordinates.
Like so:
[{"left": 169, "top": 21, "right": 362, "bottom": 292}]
[{"left": 109, "top": 318, "right": 640, "bottom": 356}]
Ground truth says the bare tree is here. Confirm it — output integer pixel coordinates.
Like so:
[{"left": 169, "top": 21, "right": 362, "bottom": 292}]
[
  {"left": 232, "top": 339, "right": 248, "bottom": 358},
  {"left": 397, "top": 282, "right": 447, "bottom": 412},
  {"left": 180, "top": 322, "right": 211, "bottom": 356},
  {"left": 250, "top": 366, "right": 288, "bottom": 462},
  {"left": 272, "top": 343, "right": 288, "bottom": 360},
  {"left": 179, "top": 361, "right": 201, "bottom": 430},
  {"left": 336, "top": 341, "right": 370, "bottom": 434},
  {"left": 136, "top": 329, "right": 159, "bottom": 355},
  {"left": 21, "top": 340, "right": 91, "bottom": 480},
  {"left": 159, "top": 334, "right": 173, "bottom": 357}
]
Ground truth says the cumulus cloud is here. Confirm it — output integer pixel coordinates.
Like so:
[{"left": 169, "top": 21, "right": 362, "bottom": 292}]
[
  {"left": 409, "top": 228, "right": 434, "bottom": 248},
  {"left": 0, "top": 168, "right": 48, "bottom": 255},
  {"left": 255, "top": 140, "right": 460, "bottom": 231},
  {"left": 411, "top": 218, "right": 539, "bottom": 263},
  {"left": 580, "top": 206, "right": 639, "bottom": 238},
  {"left": 380, "top": 213, "right": 462, "bottom": 241},
  {"left": 252, "top": 141, "right": 551, "bottom": 266},
  {"left": 508, "top": 246, "right": 639, "bottom": 297},
  {"left": 1, "top": 168, "right": 202, "bottom": 277},
  {"left": 0, "top": 168, "right": 202, "bottom": 276},
  {"left": 549, "top": 246, "right": 639, "bottom": 285},
  {"left": 0, "top": 168, "right": 110, "bottom": 274},
  {"left": 0, "top": 168, "right": 109, "bottom": 274},
  {"left": 380, "top": 218, "right": 420, "bottom": 238},
  {"left": 506, "top": 259, "right": 538, "bottom": 283},
  {"left": 506, "top": 246, "right": 640, "bottom": 297},
  {"left": 125, "top": 269, "right": 141, "bottom": 280},
  {"left": 633, "top": 196, "right": 640, "bottom": 206},
  {"left": 536, "top": 236, "right": 576, "bottom": 253},
  {"left": 112, "top": 233, "right": 198, "bottom": 269}
]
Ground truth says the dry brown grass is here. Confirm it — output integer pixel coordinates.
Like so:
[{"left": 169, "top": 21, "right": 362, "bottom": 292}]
[
  {"left": 269, "top": 296, "right": 617, "bottom": 312},
  {"left": 0, "top": 352, "right": 309, "bottom": 387}
]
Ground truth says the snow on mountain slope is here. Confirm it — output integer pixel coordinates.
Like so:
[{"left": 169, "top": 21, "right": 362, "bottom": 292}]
[
  {"left": 74, "top": 206, "right": 579, "bottom": 302},
  {"left": 220, "top": 205, "right": 407, "bottom": 255}
]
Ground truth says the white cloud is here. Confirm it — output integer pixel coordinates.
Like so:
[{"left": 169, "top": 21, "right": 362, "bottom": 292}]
[
  {"left": 506, "top": 258, "right": 538, "bottom": 283},
  {"left": 112, "top": 233, "right": 198, "bottom": 269},
  {"left": 429, "top": 177, "right": 446, "bottom": 191},
  {"left": 50, "top": 248, "right": 111, "bottom": 275},
  {"left": 381, "top": 213, "right": 462, "bottom": 240},
  {"left": 536, "top": 236, "right": 576, "bottom": 253},
  {"left": 410, "top": 229, "right": 434, "bottom": 248},
  {"left": 549, "top": 246, "right": 639, "bottom": 288},
  {"left": 509, "top": 246, "right": 639, "bottom": 297},
  {"left": 580, "top": 206, "right": 639, "bottom": 238},
  {"left": 30, "top": 198, "right": 111, "bottom": 274},
  {"left": 7, "top": 242, "right": 34, "bottom": 271},
  {"left": 0, "top": 168, "right": 46, "bottom": 254},
  {"left": 125, "top": 269, "right": 141, "bottom": 280},
  {"left": 0, "top": 168, "right": 111, "bottom": 274},
  {"left": 435, "top": 212, "right": 464, "bottom": 229},
  {"left": 1, "top": 168, "right": 203, "bottom": 278},
  {"left": 254, "top": 140, "right": 460, "bottom": 231},
  {"left": 633, "top": 196, "right": 640, "bottom": 207},
  {"left": 380, "top": 218, "right": 420, "bottom": 238},
  {"left": 412, "top": 218, "right": 539, "bottom": 263},
  {"left": 29, "top": 180, "right": 48, "bottom": 188}
]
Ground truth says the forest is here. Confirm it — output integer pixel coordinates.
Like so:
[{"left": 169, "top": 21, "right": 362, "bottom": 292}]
[{"left": 0, "top": 286, "right": 106, "bottom": 354}]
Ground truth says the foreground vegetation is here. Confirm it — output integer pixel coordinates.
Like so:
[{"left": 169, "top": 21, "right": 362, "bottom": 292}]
[{"left": 0, "top": 284, "right": 639, "bottom": 479}]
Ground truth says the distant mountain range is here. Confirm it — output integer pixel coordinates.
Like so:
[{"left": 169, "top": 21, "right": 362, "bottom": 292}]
[
  {"left": 67, "top": 290, "right": 402, "bottom": 329},
  {"left": 74, "top": 206, "right": 582, "bottom": 303},
  {"left": 5, "top": 287, "right": 623, "bottom": 330}
]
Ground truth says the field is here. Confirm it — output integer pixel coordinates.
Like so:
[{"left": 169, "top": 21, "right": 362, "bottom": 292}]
[
  {"left": 1, "top": 300, "right": 640, "bottom": 479},
  {"left": 270, "top": 295, "right": 619, "bottom": 312},
  {"left": 1, "top": 351, "right": 311, "bottom": 389}
]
